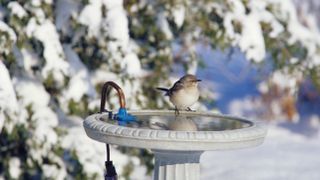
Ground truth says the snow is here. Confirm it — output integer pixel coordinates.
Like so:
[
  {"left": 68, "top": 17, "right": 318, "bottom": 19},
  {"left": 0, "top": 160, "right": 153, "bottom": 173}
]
[
  {"left": 157, "top": 11, "right": 173, "bottom": 40},
  {"left": 0, "top": 61, "right": 19, "bottom": 114},
  {"left": 27, "top": 19, "right": 69, "bottom": 84},
  {"left": 42, "top": 164, "right": 66, "bottom": 180},
  {"left": 122, "top": 53, "right": 142, "bottom": 76},
  {"left": 78, "top": 0, "right": 141, "bottom": 80},
  {"left": 8, "top": 2, "right": 27, "bottom": 19},
  {"left": 222, "top": 0, "right": 320, "bottom": 65},
  {"left": 271, "top": 70, "right": 300, "bottom": 93},
  {"left": 44, "top": 0, "right": 53, "bottom": 5},
  {"left": 42, "top": 152, "right": 67, "bottom": 180},
  {"left": 33, "top": 109, "right": 58, "bottom": 144},
  {"left": 268, "top": 0, "right": 320, "bottom": 67},
  {"left": 13, "top": 78, "right": 59, "bottom": 145},
  {"left": 0, "top": 21, "right": 17, "bottom": 54},
  {"left": 238, "top": 14, "right": 266, "bottom": 62},
  {"left": 9, "top": 157, "right": 21, "bottom": 179},
  {"left": 104, "top": 0, "right": 130, "bottom": 48},
  {"left": 13, "top": 79, "right": 50, "bottom": 109},
  {"left": 31, "top": 0, "right": 42, "bottom": 7},
  {"left": 0, "top": 61, "right": 19, "bottom": 132},
  {"left": 61, "top": 124, "right": 106, "bottom": 175},
  {"left": 172, "top": 5, "right": 185, "bottom": 28},
  {"left": 90, "top": 69, "right": 119, "bottom": 85},
  {"left": 78, "top": 0, "right": 129, "bottom": 40},
  {"left": 201, "top": 125, "right": 320, "bottom": 180},
  {"left": 62, "top": 44, "right": 96, "bottom": 103},
  {"left": 103, "top": 0, "right": 123, "bottom": 9},
  {"left": 228, "top": 96, "right": 263, "bottom": 117},
  {"left": 224, "top": 0, "right": 266, "bottom": 62},
  {"left": 78, "top": 0, "right": 102, "bottom": 37},
  {"left": 310, "top": 115, "right": 320, "bottom": 128},
  {"left": 249, "top": 1, "right": 284, "bottom": 38},
  {"left": 20, "top": 48, "right": 40, "bottom": 75}
]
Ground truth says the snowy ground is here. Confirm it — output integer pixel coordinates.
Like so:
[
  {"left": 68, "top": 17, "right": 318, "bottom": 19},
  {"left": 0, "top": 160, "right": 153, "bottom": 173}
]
[{"left": 201, "top": 124, "right": 320, "bottom": 180}]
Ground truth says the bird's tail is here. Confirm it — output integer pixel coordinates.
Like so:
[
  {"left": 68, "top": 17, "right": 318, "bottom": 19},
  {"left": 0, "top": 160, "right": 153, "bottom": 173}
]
[
  {"left": 156, "top": 87, "right": 170, "bottom": 96},
  {"left": 156, "top": 87, "right": 169, "bottom": 92}
]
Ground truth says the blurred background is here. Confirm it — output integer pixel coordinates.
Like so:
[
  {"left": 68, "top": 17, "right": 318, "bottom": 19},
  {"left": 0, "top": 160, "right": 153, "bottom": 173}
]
[{"left": 0, "top": 0, "right": 319, "bottom": 179}]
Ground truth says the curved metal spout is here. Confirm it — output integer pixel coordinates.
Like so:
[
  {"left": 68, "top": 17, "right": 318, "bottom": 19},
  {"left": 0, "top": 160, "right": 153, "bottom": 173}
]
[{"left": 100, "top": 81, "right": 126, "bottom": 113}]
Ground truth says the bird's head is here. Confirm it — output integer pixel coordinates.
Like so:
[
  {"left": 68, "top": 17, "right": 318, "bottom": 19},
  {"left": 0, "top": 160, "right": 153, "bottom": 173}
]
[{"left": 180, "top": 74, "right": 201, "bottom": 87}]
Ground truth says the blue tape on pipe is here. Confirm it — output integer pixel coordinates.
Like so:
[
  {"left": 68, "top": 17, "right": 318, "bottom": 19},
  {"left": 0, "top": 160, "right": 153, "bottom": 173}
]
[{"left": 116, "top": 108, "right": 136, "bottom": 126}]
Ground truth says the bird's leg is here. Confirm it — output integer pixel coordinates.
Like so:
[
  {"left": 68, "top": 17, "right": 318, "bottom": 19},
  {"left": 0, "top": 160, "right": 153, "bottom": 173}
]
[{"left": 175, "top": 106, "right": 180, "bottom": 115}]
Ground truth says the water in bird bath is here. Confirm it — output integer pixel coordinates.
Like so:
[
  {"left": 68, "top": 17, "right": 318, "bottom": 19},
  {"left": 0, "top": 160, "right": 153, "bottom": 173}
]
[{"left": 100, "top": 111, "right": 253, "bottom": 131}]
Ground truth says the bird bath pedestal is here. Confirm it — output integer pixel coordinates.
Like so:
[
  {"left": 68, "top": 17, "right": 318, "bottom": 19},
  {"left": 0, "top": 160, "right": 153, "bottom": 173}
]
[{"left": 83, "top": 110, "right": 267, "bottom": 180}]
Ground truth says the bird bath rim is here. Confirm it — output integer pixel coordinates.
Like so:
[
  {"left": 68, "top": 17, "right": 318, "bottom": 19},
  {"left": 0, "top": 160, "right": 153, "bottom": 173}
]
[{"left": 83, "top": 110, "right": 267, "bottom": 151}]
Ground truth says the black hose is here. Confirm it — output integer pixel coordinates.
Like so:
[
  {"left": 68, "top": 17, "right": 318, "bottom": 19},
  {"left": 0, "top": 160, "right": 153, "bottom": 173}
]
[{"left": 106, "top": 143, "right": 110, "bottom": 162}]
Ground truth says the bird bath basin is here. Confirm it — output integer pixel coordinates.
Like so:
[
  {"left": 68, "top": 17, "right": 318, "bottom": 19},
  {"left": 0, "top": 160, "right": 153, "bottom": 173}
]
[{"left": 83, "top": 110, "right": 267, "bottom": 180}]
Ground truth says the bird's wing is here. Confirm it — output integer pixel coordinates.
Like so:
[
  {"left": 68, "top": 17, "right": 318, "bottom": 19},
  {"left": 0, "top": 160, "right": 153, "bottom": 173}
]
[{"left": 169, "top": 80, "right": 184, "bottom": 95}]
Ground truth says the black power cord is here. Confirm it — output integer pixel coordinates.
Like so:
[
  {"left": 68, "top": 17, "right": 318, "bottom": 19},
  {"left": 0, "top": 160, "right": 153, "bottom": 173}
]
[
  {"left": 99, "top": 110, "right": 117, "bottom": 179},
  {"left": 105, "top": 144, "right": 117, "bottom": 180}
]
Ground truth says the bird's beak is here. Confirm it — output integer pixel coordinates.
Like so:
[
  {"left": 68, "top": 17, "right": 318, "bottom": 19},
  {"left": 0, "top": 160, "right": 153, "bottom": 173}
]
[{"left": 197, "top": 79, "right": 202, "bottom": 82}]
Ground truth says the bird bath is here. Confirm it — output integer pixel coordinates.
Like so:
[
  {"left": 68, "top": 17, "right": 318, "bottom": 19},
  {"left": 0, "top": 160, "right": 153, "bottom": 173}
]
[
  {"left": 83, "top": 81, "right": 267, "bottom": 179},
  {"left": 83, "top": 110, "right": 267, "bottom": 180}
]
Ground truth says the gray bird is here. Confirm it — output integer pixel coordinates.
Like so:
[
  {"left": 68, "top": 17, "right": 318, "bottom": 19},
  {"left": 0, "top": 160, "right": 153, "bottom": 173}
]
[{"left": 157, "top": 74, "right": 201, "bottom": 113}]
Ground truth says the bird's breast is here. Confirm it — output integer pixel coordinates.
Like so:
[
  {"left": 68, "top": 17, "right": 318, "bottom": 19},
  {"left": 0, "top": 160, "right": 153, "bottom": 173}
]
[{"left": 170, "top": 87, "right": 199, "bottom": 109}]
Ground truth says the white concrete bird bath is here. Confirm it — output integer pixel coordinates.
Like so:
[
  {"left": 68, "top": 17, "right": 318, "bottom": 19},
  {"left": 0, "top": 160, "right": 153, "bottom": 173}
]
[{"left": 83, "top": 110, "right": 267, "bottom": 180}]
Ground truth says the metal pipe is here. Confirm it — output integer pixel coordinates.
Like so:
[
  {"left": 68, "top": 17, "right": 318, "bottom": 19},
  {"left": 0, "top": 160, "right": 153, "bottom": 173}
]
[{"left": 100, "top": 81, "right": 126, "bottom": 113}]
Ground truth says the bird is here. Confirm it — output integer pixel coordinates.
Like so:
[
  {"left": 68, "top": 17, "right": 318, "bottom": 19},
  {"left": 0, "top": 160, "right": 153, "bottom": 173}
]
[{"left": 156, "top": 74, "right": 201, "bottom": 114}]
